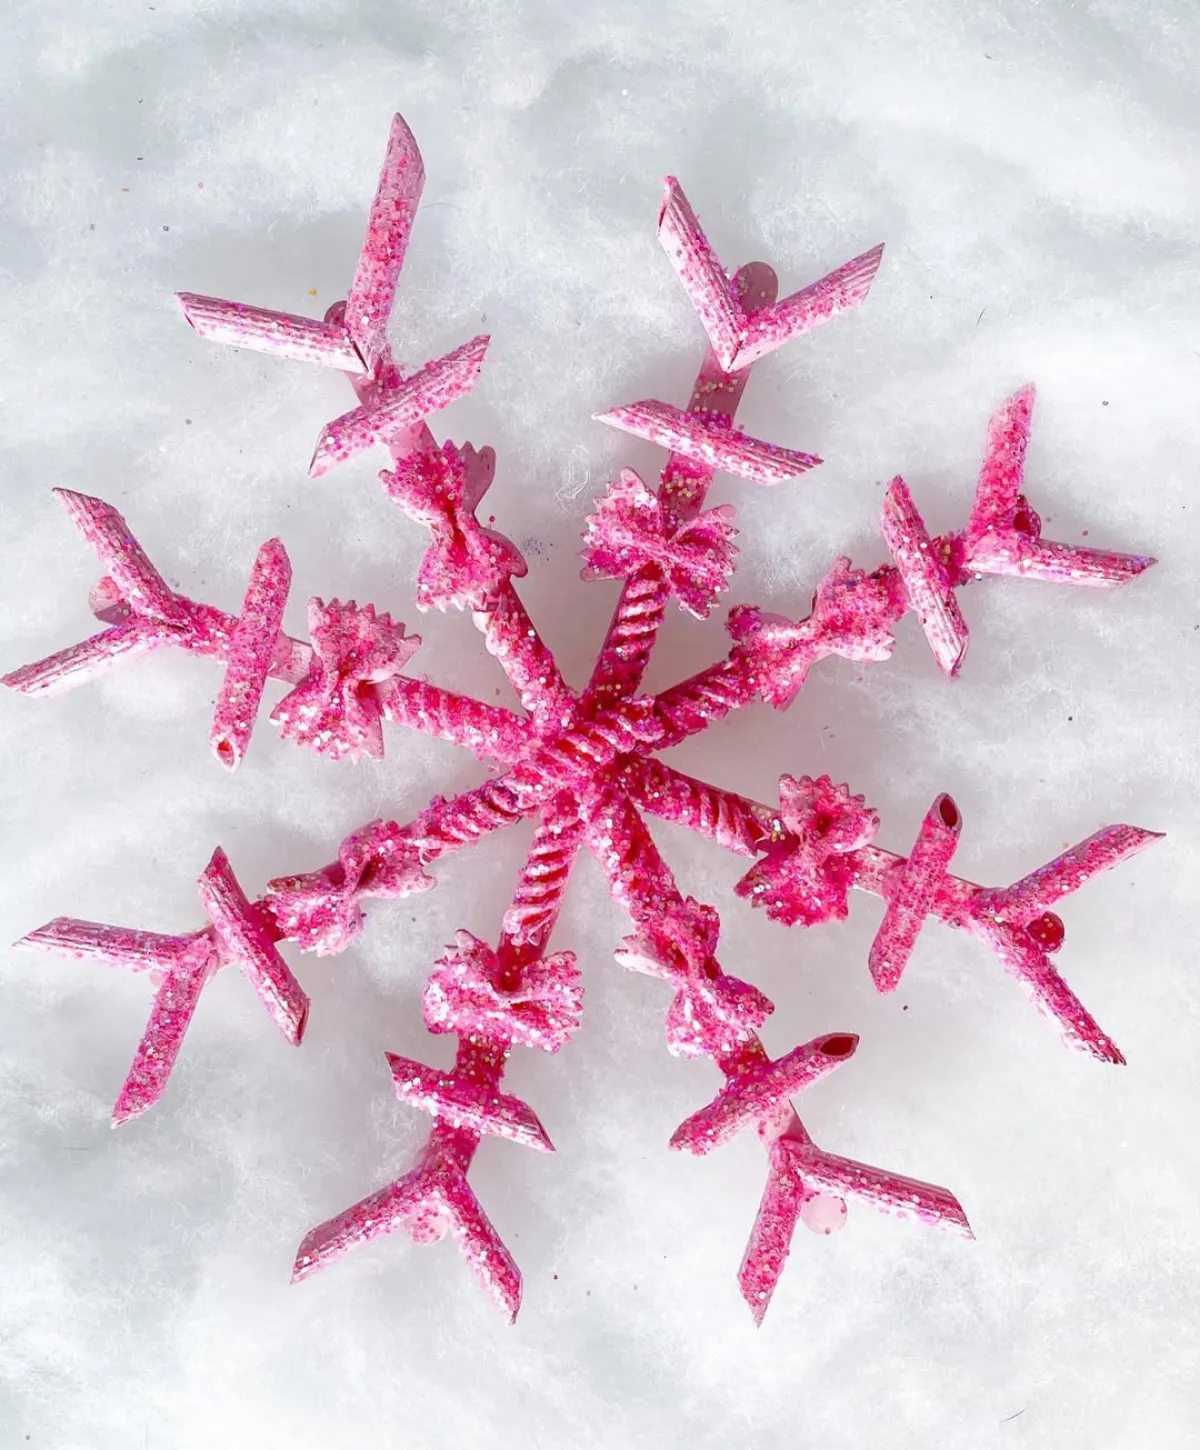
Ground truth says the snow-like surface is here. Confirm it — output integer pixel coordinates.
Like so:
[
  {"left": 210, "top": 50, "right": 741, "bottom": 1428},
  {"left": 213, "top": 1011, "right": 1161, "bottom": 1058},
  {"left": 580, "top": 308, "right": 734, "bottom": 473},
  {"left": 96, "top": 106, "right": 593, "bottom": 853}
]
[{"left": 2, "top": 2, "right": 1197, "bottom": 1445}]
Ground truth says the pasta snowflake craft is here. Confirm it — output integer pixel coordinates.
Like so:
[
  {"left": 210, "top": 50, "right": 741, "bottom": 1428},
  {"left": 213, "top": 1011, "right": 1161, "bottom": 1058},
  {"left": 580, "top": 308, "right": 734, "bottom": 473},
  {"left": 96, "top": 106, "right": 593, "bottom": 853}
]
[{"left": 5, "top": 115, "right": 1160, "bottom": 1323}]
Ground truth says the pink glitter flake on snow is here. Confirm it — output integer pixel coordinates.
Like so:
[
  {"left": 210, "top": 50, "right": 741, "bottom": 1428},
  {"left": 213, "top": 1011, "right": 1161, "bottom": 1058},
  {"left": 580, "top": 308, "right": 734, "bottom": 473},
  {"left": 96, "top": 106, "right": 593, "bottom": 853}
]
[{"left": 5, "top": 113, "right": 1163, "bottom": 1323}]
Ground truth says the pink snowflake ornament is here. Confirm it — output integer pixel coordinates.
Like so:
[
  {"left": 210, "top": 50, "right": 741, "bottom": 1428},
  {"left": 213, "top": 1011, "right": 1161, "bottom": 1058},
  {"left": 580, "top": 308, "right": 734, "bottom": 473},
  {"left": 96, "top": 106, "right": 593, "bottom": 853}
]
[
  {"left": 271, "top": 598, "right": 420, "bottom": 760},
  {"left": 4, "top": 112, "right": 1163, "bottom": 1325}
]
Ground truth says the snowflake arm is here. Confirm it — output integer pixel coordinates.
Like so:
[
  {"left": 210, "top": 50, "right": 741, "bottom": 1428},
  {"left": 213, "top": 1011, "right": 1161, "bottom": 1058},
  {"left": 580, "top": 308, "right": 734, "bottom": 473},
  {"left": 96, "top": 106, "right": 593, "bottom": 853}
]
[
  {"left": 623, "top": 761, "right": 1158, "bottom": 1062},
  {"left": 579, "top": 780, "right": 969, "bottom": 1321},
  {"left": 645, "top": 384, "right": 1154, "bottom": 744},
  {"left": 293, "top": 795, "right": 584, "bottom": 1321},
  {"left": 655, "top": 174, "right": 885, "bottom": 373},
  {"left": 584, "top": 263, "right": 775, "bottom": 708},
  {"left": 1, "top": 488, "right": 529, "bottom": 766}
]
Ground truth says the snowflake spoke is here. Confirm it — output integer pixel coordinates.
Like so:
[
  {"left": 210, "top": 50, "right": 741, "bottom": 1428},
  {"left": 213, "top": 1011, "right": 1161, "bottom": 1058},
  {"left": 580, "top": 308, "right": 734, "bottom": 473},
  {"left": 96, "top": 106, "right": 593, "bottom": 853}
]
[
  {"left": 584, "top": 262, "right": 777, "bottom": 706},
  {"left": 6, "top": 111, "right": 1162, "bottom": 1326},
  {"left": 294, "top": 797, "right": 583, "bottom": 1318}
]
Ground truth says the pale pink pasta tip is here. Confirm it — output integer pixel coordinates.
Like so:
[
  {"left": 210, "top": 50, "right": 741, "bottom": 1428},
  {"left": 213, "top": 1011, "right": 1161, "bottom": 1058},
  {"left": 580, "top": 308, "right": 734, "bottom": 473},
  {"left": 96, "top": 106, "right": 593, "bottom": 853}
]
[
  {"left": 880, "top": 477, "right": 969, "bottom": 678},
  {"left": 176, "top": 292, "right": 366, "bottom": 373},
  {"left": 210, "top": 538, "right": 292, "bottom": 769}
]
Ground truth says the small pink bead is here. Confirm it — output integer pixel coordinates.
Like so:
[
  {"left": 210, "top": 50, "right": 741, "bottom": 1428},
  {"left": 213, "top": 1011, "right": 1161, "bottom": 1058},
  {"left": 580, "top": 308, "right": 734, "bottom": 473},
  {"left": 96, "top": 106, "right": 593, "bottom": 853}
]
[{"left": 800, "top": 1192, "right": 848, "bottom": 1236}]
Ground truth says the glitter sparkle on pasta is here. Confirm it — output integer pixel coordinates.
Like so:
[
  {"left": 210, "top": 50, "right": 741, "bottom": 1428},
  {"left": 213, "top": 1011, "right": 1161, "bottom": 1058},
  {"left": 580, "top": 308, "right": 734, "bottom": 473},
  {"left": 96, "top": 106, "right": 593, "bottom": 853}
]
[{"left": 4, "top": 114, "right": 1160, "bottom": 1324}]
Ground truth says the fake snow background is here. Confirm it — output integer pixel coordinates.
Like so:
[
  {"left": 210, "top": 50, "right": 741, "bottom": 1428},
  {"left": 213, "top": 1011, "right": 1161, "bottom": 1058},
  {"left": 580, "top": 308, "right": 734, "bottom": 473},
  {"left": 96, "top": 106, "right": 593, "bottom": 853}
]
[{"left": 2, "top": 0, "right": 1198, "bottom": 1445}]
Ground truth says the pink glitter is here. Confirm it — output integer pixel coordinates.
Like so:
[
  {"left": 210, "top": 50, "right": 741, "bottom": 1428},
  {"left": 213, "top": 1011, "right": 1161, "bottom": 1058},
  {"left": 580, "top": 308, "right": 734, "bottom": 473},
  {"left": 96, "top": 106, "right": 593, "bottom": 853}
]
[
  {"left": 595, "top": 399, "right": 822, "bottom": 485},
  {"left": 656, "top": 174, "right": 884, "bottom": 372},
  {"left": 308, "top": 334, "right": 489, "bottom": 477},
  {"left": 4, "top": 114, "right": 1162, "bottom": 1322},
  {"left": 881, "top": 478, "right": 969, "bottom": 677},
  {"left": 196, "top": 847, "right": 309, "bottom": 1046},
  {"left": 271, "top": 599, "right": 421, "bottom": 761},
  {"left": 176, "top": 293, "right": 367, "bottom": 373},
  {"left": 581, "top": 468, "right": 737, "bottom": 618},
  {"left": 211, "top": 537, "right": 291, "bottom": 768},
  {"left": 382, "top": 441, "right": 527, "bottom": 612},
  {"left": 668, "top": 1031, "right": 860, "bottom": 1154},
  {"left": 868, "top": 793, "right": 962, "bottom": 992},
  {"left": 343, "top": 112, "right": 425, "bottom": 370}
]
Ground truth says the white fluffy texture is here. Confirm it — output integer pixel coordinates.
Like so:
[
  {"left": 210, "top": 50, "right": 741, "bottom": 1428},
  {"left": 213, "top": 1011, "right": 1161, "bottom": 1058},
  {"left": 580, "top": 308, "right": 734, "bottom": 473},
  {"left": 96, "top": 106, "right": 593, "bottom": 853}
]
[{"left": 2, "top": 2, "right": 1198, "bottom": 1445}]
